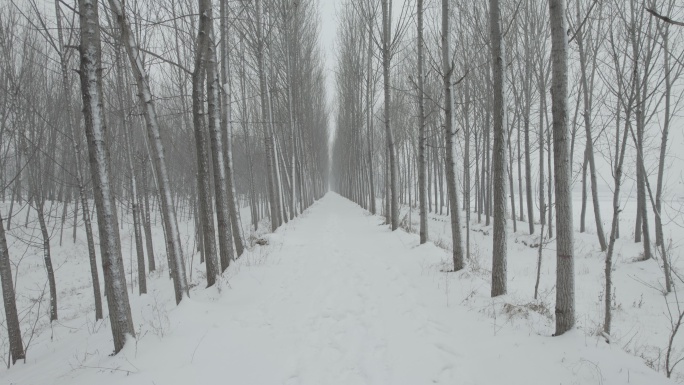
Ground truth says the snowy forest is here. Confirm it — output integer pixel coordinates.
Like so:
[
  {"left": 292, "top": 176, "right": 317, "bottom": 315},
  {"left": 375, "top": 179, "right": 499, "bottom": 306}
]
[{"left": 1, "top": 0, "right": 684, "bottom": 384}]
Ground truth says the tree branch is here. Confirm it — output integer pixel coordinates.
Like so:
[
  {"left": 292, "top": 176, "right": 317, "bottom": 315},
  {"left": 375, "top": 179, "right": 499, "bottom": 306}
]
[
  {"left": 646, "top": 8, "right": 684, "bottom": 27},
  {"left": 138, "top": 47, "right": 192, "bottom": 75},
  {"left": 568, "top": 0, "right": 599, "bottom": 44}
]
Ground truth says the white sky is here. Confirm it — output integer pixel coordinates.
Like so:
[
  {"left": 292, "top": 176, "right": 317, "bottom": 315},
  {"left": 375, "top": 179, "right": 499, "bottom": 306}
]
[
  {"left": 317, "top": 0, "right": 342, "bottom": 156},
  {"left": 317, "top": 0, "right": 341, "bottom": 132}
]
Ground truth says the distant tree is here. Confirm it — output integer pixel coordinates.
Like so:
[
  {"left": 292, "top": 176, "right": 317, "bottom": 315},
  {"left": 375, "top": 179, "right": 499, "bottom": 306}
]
[
  {"left": 574, "top": 0, "right": 606, "bottom": 252},
  {"left": 416, "top": 0, "right": 427, "bottom": 244},
  {"left": 381, "top": 0, "right": 399, "bottom": 230},
  {"left": 53, "top": 0, "right": 103, "bottom": 319}
]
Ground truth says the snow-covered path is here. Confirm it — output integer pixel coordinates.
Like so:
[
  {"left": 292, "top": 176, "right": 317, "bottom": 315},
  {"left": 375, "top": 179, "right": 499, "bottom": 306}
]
[
  {"left": 235, "top": 193, "right": 466, "bottom": 384},
  {"left": 8, "top": 193, "right": 667, "bottom": 385}
]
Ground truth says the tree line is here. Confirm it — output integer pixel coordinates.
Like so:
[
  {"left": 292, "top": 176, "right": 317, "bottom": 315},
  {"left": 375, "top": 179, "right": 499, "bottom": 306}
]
[
  {"left": 331, "top": 0, "right": 683, "bottom": 340},
  {"left": 0, "top": 0, "right": 329, "bottom": 363}
]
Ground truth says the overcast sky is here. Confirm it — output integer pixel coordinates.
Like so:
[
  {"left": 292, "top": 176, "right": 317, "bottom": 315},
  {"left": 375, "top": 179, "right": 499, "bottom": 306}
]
[
  {"left": 317, "top": 0, "right": 341, "bottom": 154},
  {"left": 317, "top": 1, "right": 340, "bottom": 128}
]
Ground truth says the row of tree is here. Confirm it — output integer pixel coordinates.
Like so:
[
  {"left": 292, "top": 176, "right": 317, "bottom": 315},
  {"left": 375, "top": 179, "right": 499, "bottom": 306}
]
[
  {"left": 331, "top": 0, "right": 683, "bottom": 338},
  {"left": 1, "top": 0, "right": 329, "bottom": 363}
]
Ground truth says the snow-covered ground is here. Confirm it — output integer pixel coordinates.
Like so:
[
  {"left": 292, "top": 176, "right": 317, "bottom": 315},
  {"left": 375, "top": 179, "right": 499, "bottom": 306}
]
[
  {"left": 1, "top": 193, "right": 674, "bottom": 384},
  {"left": 397, "top": 189, "right": 684, "bottom": 382}
]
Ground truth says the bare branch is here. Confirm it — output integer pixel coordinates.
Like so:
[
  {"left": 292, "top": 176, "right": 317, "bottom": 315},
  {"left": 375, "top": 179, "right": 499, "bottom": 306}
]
[{"left": 646, "top": 8, "right": 684, "bottom": 27}]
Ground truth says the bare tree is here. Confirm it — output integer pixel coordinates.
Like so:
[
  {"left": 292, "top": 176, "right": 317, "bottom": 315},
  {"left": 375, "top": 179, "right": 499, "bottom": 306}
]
[
  {"left": 575, "top": 0, "right": 606, "bottom": 252},
  {"left": 416, "top": 0, "right": 427, "bottom": 244},
  {"left": 194, "top": 0, "right": 222, "bottom": 286},
  {"left": 442, "top": 0, "right": 464, "bottom": 271},
  {"left": 77, "top": 0, "right": 136, "bottom": 353},
  {"left": 381, "top": 0, "right": 399, "bottom": 230},
  {"left": 220, "top": 0, "right": 245, "bottom": 257},
  {"left": 490, "top": 0, "right": 508, "bottom": 297},
  {"left": 549, "top": 0, "right": 575, "bottom": 336},
  {"left": 204, "top": 0, "right": 236, "bottom": 271},
  {"left": 108, "top": 0, "right": 189, "bottom": 303},
  {"left": 256, "top": 0, "right": 282, "bottom": 232},
  {"left": 53, "top": 0, "right": 103, "bottom": 318}
]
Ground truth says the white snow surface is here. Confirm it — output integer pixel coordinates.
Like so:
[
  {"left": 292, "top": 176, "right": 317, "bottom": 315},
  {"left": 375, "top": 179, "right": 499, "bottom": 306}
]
[{"left": 2, "top": 193, "right": 673, "bottom": 384}]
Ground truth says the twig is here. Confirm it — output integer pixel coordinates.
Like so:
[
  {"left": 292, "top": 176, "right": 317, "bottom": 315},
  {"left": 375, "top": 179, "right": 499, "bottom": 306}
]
[
  {"left": 190, "top": 331, "right": 208, "bottom": 364},
  {"left": 76, "top": 364, "right": 138, "bottom": 374}
]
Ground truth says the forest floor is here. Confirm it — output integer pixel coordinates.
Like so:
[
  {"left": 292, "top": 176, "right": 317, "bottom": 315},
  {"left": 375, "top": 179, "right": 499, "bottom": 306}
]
[{"left": 1, "top": 192, "right": 672, "bottom": 384}]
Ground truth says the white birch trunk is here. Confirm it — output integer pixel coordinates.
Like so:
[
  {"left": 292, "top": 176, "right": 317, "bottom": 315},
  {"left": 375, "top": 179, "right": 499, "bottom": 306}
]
[{"left": 78, "top": 0, "right": 136, "bottom": 352}]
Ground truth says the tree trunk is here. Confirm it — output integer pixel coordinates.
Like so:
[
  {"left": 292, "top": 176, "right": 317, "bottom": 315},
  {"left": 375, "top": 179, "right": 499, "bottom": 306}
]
[
  {"left": 655, "top": 21, "right": 670, "bottom": 249},
  {"left": 55, "top": 0, "right": 102, "bottom": 319},
  {"left": 509, "top": 126, "right": 517, "bottom": 232},
  {"left": 140, "top": 161, "right": 155, "bottom": 272},
  {"left": 366, "top": 20, "right": 376, "bottom": 215},
  {"left": 538, "top": 73, "right": 546, "bottom": 230},
  {"left": 630, "top": 0, "right": 652, "bottom": 260},
  {"left": 267, "top": 77, "right": 287, "bottom": 225},
  {"left": 385, "top": 147, "right": 390, "bottom": 223},
  {"left": 78, "top": 0, "right": 136, "bottom": 353},
  {"left": 576, "top": 1, "right": 607, "bottom": 251},
  {"left": 220, "top": 0, "right": 245, "bottom": 257},
  {"left": 442, "top": 0, "right": 464, "bottom": 271},
  {"left": 108, "top": 0, "right": 188, "bottom": 304},
  {"left": 256, "top": 0, "right": 281, "bottom": 232},
  {"left": 113, "top": 38, "right": 147, "bottom": 295},
  {"left": 603, "top": 90, "right": 631, "bottom": 336},
  {"left": 193, "top": 2, "right": 220, "bottom": 286},
  {"left": 485, "top": 110, "right": 491, "bottom": 227},
  {"left": 523, "top": 38, "right": 535, "bottom": 234},
  {"left": 464, "top": 77, "right": 471, "bottom": 260},
  {"left": 547, "top": 108, "right": 553, "bottom": 239},
  {"left": 381, "top": 0, "right": 399, "bottom": 231},
  {"left": 580, "top": 148, "right": 588, "bottom": 232},
  {"left": 284, "top": 3, "right": 298, "bottom": 220},
  {"left": 0, "top": 210, "right": 24, "bottom": 364},
  {"left": 490, "top": 0, "right": 508, "bottom": 297},
  {"left": 417, "top": 0, "right": 427, "bottom": 244},
  {"left": 239, "top": 38, "right": 259, "bottom": 233},
  {"left": 36, "top": 199, "right": 58, "bottom": 321},
  {"left": 517, "top": 105, "right": 524, "bottom": 223},
  {"left": 549, "top": 0, "right": 575, "bottom": 336},
  {"left": 204, "top": 0, "right": 236, "bottom": 272}
]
